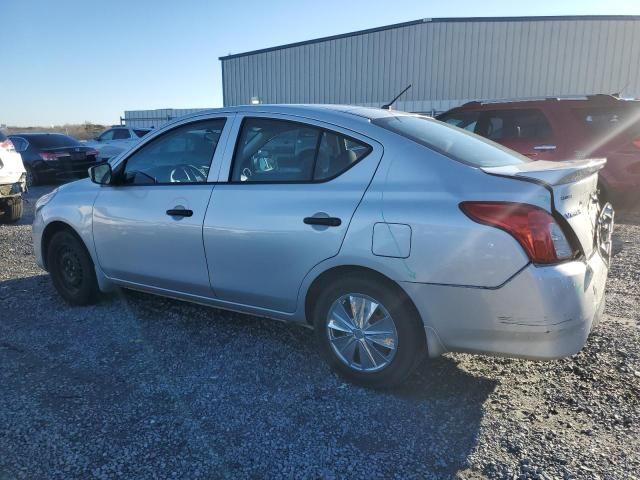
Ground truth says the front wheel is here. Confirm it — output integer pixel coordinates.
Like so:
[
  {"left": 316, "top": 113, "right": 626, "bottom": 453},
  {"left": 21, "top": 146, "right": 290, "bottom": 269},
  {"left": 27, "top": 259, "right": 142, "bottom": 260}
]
[
  {"left": 47, "top": 230, "right": 100, "bottom": 305},
  {"left": 0, "top": 197, "right": 23, "bottom": 223},
  {"left": 313, "top": 275, "right": 426, "bottom": 388}
]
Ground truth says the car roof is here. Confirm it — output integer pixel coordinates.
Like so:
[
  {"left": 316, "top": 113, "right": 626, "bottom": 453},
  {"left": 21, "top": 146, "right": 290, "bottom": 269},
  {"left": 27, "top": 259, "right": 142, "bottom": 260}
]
[
  {"left": 9, "top": 132, "right": 73, "bottom": 137},
  {"left": 173, "top": 104, "right": 413, "bottom": 127},
  {"left": 451, "top": 94, "right": 640, "bottom": 111}
]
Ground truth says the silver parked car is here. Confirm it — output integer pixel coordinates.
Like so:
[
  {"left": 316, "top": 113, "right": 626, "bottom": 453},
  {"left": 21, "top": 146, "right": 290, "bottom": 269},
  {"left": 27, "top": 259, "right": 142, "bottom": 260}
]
[{"left": 32, "top": 105, "right": 613, "bottom": 387}]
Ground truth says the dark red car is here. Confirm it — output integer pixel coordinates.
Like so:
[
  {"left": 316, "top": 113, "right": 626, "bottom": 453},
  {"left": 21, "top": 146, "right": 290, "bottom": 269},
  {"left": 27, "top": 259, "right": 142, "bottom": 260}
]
[{"left": 437, "top": 95, "right": 640, "bottom": 206}]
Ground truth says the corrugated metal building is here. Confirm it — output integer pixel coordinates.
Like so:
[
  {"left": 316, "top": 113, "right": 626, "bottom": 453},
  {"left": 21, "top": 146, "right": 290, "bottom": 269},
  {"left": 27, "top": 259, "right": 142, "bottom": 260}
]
[
  {"left": 123, "top": 108, "right": 208, "bottom": 128},
  {"left": 220, "top": 15, "right": 640, "bottom": 113}
]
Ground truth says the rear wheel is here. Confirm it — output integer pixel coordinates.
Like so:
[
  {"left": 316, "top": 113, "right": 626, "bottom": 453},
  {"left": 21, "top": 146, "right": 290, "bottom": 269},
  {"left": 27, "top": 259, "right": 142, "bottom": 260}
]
[
  {"left": 47, "top": 230, "right": 99, "bottom": 305},
  {"left": 313, "top": 274, "right": 426, "bottom": 388},
  {"left": 0, "top": 197, "right": 23, "bottom": 223},
  {"left": 25, "top": 166, "right": 37, "bottom": 187}
]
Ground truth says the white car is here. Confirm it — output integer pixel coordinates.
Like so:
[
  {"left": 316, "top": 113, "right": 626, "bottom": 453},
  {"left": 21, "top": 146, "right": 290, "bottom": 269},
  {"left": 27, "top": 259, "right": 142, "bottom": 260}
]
[
  {"left": 84, "top": 126, "right": 151, "bottom": 161},
  {"left": 0, "top": 130, "right": 26, "bottom": 222}
]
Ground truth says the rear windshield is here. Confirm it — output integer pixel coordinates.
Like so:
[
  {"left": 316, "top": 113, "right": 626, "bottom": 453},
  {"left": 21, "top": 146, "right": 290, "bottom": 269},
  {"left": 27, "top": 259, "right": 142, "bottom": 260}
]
[
  {"left": 27, "top": 134, "right": 81, "bottom": 149},
  {"left": 373, "top": 114, "right": 531, "bottom": 167},
  {"left": 134, "top": 129, "right": 151, "bottom": 138}
]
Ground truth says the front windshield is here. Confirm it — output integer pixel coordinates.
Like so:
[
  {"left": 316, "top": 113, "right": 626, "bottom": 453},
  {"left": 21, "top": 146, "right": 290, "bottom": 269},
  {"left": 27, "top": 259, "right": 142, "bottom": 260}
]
[{"left": 373, "top": 114, "right": 531, "bottom": 167}]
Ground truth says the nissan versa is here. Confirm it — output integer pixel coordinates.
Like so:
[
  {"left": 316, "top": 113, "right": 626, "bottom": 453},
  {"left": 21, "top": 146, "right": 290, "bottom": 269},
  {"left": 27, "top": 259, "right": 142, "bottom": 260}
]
[{"left": 32, "top": 105, "right": 614, "bottom": 387}]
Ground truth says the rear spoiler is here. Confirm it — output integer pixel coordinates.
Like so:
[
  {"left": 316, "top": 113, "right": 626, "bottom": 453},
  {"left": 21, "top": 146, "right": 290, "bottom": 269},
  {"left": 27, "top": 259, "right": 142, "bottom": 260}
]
[{"left": 482, "top": 158, "right": 606, "bottom": 186}]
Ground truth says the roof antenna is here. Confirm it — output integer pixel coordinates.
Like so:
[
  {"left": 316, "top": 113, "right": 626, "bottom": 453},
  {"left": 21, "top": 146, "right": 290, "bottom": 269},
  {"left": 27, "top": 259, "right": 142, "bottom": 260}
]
[
  {"left": 382, "top": 84, "right": 412, "bottom": 110},
  {"left": 612, "top": 79, "right": 631, "bottom": 98}
]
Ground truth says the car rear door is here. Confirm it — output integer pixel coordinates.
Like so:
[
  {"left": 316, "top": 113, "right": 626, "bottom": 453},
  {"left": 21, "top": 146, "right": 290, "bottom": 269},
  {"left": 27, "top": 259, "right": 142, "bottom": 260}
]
[
  {"left": 478, "top": 108, "right": 558, "bottom": 160},
  {"left": 92, "top": 115, "right": 232, "bottom": 296},
  {"left": 202, "top": 113, "right": 383, "bottom": 313}
]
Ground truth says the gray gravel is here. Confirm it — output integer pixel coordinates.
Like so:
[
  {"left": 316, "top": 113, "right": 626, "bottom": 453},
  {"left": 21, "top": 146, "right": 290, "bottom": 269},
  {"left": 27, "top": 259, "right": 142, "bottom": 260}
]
[{"left": 1, "top": 185, "right": 638, "bottom": 479}]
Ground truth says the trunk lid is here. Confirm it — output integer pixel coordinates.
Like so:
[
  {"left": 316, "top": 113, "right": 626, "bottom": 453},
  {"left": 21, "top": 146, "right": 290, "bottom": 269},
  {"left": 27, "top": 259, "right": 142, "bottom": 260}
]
[{"left": 482, "top": 158, "right": 607, "bottom": 257}]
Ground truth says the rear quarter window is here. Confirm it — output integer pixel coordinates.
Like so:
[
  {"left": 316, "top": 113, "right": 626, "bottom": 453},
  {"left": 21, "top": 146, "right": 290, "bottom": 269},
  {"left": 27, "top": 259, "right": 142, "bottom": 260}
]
[
  {"left": 572, "top": 105, "right": 640, "bottom": 134},
  {"left": 134, "top": 129, "right": 151, "bottom": 138},
  {"left": 374, "top": 115, "right": 530, "bottom": 167}
]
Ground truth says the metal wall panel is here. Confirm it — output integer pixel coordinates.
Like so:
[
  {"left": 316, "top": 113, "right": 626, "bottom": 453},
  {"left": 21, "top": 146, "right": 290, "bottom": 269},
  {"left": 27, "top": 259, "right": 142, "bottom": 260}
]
[
  {"left": 123, "top": 108, "right": 208, "bottom": 128},
  {"left": 220, "top": 17, "right": 640, "bottom": 113}
]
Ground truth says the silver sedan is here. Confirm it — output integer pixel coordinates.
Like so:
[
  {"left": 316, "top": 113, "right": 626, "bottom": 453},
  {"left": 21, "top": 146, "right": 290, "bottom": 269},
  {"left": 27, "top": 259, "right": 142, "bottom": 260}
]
[{"left": 32, "top": 105, "right": 613, "bottom": 387}]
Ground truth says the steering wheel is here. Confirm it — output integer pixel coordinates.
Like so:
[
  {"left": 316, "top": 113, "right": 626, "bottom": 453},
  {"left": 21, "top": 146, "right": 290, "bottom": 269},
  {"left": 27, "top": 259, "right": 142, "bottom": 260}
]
[{"left": 170, "top": 165, "right": 205, "bottom": 183}]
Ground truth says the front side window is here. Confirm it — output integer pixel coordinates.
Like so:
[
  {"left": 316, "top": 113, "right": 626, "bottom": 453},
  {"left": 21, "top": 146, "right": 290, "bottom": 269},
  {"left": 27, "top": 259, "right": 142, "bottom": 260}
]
[
  {"left": 98, "top": 130, "right": 115, "bottom": 141},
  {"left": 230, "top": 118, "right": 371, "bottom": 182},
  {"left": 112, "top": 129, "right": 131, "bottom": 140},
  {"left": 480, "top": 109, "right": 552, "bottom": 141},
  {"left": 120, "top": 118, "right": 225, "bottom": 185}
]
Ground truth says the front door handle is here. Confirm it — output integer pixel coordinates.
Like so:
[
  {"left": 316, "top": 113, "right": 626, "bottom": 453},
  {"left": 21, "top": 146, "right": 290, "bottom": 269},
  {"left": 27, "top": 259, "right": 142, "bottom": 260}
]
[
  {"left": 166, "top": 208, "right": 193, "bottom": 217},
  {"left": 304, "top": 216, "right": 341, "bottom": 227},
  {"left": 533, "top": 145, "right": 557, "bottom": 151}
]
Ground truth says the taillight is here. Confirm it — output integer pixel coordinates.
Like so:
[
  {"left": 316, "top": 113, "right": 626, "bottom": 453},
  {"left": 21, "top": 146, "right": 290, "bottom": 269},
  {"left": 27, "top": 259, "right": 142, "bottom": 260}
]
[
  {"left": 0, "top": 139, "right": 15, "bottom": 151},
  {"left": 39, "top": 152, "right": 60, "bottom": 161},
  {"left": 459, "top": 202, "right": 575, "bottom": 265},
  {"left": 632, "top": 137, "right": 640, "bottom": 150}
]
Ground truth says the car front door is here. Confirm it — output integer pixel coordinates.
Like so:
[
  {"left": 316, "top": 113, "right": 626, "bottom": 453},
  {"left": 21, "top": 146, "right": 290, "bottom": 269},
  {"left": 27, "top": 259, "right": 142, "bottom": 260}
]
[
  {"left": 203, "top": 114, "right": 383, "bottom": 313},
  {"left": 92, "top": 116, "right": 232, "bottom": 296}
]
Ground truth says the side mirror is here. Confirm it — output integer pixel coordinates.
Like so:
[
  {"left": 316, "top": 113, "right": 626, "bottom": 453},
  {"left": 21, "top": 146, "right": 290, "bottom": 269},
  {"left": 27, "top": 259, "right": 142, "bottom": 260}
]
[
  {"left": 89, "top": 162, "right": 112, "bottom": 185},
  {"left": 94, "top": 136, "right": 101, "bottom": 141}
]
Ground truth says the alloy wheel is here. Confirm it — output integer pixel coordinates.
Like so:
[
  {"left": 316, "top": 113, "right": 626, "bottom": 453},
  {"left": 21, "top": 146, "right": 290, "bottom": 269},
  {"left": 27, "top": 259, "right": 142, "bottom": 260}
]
[{"left": 326, "top": 293, "right": 398, "bottom": 372}]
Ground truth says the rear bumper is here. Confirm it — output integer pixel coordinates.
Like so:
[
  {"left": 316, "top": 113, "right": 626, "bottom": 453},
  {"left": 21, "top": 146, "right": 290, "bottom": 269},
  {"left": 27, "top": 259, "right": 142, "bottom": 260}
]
[
  {"left": 31, "top": 159, "right": 97, "bottom": 181},
  {"left": 402, "top": 251, "right": 609, "bottom": 360}
]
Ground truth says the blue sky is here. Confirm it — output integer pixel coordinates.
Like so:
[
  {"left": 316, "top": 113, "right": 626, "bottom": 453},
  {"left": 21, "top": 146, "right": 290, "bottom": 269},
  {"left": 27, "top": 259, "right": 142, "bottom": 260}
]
[{"left": 2, "top": 0, "right": 640, "bottom": 126}]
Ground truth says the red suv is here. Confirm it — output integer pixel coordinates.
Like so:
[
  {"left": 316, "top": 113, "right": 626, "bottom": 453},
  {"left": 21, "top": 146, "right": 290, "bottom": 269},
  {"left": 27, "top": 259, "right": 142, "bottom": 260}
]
[{"left": 437, "top": 95, "right": 640, "bottom": 206}]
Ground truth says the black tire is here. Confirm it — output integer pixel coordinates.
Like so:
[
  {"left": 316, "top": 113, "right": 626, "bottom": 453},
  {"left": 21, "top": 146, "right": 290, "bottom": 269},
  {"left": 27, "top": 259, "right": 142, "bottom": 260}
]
[
  {"left": 25, "top": 165, "right": 37, "bottom": 187},
  {"left": 47, "top": 230, "right": 100, "bottom": 305},
  {"left": 0, "top": 197, "right": 23, "bottom": 223},
  {"left": 313, "top": 274, "right": 426, "bottom": 388}
]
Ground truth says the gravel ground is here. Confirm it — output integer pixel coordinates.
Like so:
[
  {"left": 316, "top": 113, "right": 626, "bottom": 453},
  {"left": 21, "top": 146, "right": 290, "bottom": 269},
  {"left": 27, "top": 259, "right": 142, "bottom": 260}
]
[{"left": 1, "top": 186, "right": 638, "bottom": 479}]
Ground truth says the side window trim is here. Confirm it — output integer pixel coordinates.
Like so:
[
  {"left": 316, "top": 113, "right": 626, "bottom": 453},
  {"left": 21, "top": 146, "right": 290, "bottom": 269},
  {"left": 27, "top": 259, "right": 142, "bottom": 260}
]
[
  {"left": 227, "top": 116, "right": 373, "bottom": 184},
  {"left": 111, "top": 117, "right": 229, "bottom": 187}
]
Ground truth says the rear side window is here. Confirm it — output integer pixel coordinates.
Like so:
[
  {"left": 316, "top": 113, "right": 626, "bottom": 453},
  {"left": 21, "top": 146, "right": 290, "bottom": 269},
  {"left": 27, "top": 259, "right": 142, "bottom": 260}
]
[
  {"left": 134, "top": 129, "right": 150, "bottom": 138},
  {"left": 230, "top": 118, "right": 371, "bottom": 183},
  {"left": 28, "top": 134, "right": 81, "bottom": 148},
  {"left": 480, "top": 109, "right": 552, "bottom": 140},
  {"left": 0, "top": 131, "right": 6, "bottom": 142},
  {"left": 373, "top": 114, "right": 530, "bottom": 167}
]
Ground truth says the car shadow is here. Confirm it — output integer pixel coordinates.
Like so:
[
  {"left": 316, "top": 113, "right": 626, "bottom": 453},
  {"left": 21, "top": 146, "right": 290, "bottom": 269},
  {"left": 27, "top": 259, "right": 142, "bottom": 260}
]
[{"left": 1, "top": 274, "right": 496, "bottom": 477}]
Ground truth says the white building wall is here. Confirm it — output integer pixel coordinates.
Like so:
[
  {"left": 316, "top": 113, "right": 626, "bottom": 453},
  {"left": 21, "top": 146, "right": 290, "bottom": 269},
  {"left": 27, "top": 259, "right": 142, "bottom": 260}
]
[{"left": 220, "top": 16, "right": 640, "bottom": 113}]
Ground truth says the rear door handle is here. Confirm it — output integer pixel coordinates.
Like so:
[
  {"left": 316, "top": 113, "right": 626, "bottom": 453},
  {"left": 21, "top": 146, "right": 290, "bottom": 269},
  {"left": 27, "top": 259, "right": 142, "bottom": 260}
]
[
  {"left": 166, "top": 208, "right": 193, "bottom": 217},
  {"left": 304, "top": 216, "right": 342, "bottom": 227},
  {"left": 533, "top": 145, "right": 557, "bottom": 151}
]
